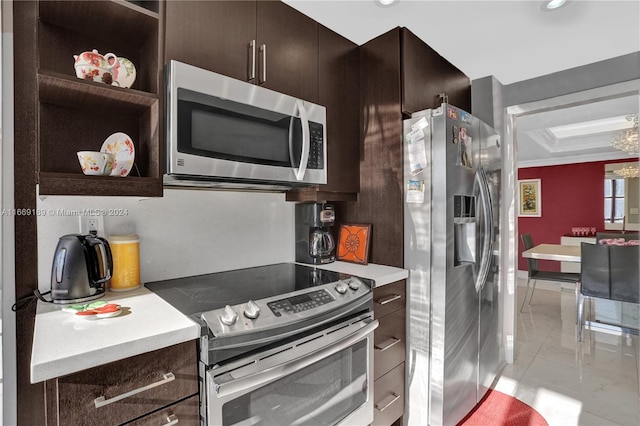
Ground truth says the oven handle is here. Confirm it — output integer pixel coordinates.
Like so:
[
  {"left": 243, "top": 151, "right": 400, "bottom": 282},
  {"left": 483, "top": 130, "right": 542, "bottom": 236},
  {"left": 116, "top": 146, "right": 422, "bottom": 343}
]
[{"left": 214, "top": 319, "right": 378, "bottom": 398}]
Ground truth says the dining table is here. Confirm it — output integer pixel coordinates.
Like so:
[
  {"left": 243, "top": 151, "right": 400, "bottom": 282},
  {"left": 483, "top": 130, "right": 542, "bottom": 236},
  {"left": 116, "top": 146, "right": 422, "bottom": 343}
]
[
  {"left": 521, "top": 243, "right": 584, "bottom": 325},
  {"left": 522, "top": 243, "right": 582, "bottom": 263},
  {"left": 523, "top": 242, "right": 638, "bottom": 338}
]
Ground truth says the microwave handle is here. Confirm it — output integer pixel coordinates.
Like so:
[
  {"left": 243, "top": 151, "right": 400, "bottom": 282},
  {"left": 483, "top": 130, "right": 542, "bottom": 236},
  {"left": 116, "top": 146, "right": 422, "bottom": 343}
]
[{"left": 290, "top": 100, "right": 310, "bottom": 181}]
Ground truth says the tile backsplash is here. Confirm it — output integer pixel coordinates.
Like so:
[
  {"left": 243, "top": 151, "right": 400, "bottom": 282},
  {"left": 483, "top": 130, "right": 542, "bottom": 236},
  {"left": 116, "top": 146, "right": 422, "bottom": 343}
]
[{"left": 36, "top": 187, "right": 294, "bottom": 293}]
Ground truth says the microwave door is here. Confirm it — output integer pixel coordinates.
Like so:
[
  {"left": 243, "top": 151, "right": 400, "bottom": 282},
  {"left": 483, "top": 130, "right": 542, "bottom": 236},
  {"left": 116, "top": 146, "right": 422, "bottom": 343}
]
[
  {"left": 165, "top": 61, "right": 327, "bottom": 187},
  {"left": 290, "top": 100, "right": 310, "bottom": 181}
]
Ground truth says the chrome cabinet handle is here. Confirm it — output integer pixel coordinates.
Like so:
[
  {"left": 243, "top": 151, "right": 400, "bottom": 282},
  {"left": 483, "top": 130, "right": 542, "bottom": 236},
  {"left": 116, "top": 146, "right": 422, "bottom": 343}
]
[
  {"left": 259, "top": 44, "right": 266, "bottom": 84},
  {"left": 248, "top": 40, "right": 256, "bottom": 81},
  {"left": 94, "top": 372, "right": 175, "bottom": 408},
  {"left": 376, "top": 294, "right": 401, "bottom": 305},
  {"left": 375, "top": 392, "right": 400, "bottom": 412},
  {"left": 164, "top": 414, "right": 179, "bottom": 426},
  {"left": 375, "top": 337, "right": 401, "bottom": 352}
]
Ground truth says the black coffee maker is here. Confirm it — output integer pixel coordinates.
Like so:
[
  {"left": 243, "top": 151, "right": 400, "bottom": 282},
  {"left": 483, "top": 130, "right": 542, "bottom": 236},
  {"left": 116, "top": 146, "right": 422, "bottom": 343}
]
[{"left": 295, "top": 203, "right": 336, "bottom": 264}]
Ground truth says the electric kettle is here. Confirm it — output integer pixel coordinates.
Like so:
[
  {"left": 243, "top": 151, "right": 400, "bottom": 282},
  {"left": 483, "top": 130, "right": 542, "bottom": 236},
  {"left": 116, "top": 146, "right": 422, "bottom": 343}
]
[{"left": 45, "top": 234, "right": 113, "bottom": 304}]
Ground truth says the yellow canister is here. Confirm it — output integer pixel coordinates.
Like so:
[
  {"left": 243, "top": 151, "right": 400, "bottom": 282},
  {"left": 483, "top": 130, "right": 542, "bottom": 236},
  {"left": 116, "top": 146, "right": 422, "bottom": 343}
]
[{"left": 108, "top": 234, "right": 140, "bottom": 292}]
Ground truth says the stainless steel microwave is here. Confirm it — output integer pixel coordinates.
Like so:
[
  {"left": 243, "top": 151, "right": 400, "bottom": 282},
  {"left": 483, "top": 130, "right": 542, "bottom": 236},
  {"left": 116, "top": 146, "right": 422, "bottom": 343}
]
[{"left": 164, "top": 60, "right": 327, "bottom": 190}]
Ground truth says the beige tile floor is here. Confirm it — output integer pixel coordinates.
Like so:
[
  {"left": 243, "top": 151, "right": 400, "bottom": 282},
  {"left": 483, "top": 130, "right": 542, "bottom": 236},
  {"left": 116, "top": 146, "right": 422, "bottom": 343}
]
[{"left": 494, "top": 281, "right": 640, "bottom": 426}]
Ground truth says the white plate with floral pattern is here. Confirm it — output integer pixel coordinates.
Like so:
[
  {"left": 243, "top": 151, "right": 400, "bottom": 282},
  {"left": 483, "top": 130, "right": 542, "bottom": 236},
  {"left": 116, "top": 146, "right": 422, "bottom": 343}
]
[{"left": 100, "top": 132, "right": 135, "bottom": 177}]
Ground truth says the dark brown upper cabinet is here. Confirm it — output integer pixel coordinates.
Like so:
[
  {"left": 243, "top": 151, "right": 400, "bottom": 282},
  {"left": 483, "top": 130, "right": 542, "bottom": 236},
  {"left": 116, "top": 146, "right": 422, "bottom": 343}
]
[
  {"left": 335, "top": 27, "right": 471, "bottom": 269},
  {"left": 164, "top": 1, "right": 256, "bottom": 83},
  {"left": 165, "top": 1, "right": 319, "bottom": 103},
  {"left": 286, "top": 25, "right": 360, "bottom": 202},
  {"left": 21, "top": 0, "right": 163, "bottom": 197},
  {"left": 401, "top": 28, "right": 471, "bottom": 115},
  {"left": 256, "top": 1, "right": 319, "bottom": 103}
]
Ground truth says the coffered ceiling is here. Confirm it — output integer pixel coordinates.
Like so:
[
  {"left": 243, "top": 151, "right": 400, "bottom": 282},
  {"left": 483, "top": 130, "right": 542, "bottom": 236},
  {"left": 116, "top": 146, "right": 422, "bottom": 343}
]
[
  {"left": 285, "top": 0, "right": 640, "bottom": 166},
  {"left": 516, "top": 94, "right": 639, "bottom": 167}
]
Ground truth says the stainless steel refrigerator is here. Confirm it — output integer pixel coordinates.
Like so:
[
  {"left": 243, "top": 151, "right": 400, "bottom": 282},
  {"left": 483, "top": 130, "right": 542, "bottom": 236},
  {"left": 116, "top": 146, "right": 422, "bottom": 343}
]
[{"left": 403, "top": 104, "right": 504, "bottom": 426}]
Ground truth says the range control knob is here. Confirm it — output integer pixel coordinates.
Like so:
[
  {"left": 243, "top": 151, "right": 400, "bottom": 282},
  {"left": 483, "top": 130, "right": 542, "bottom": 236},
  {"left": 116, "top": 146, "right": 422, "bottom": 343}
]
[
  {"left": 244, "top": 300, "right": 261, "bottom": 319},
  {"left": 220, "top": 305, "right": 238, "bottom": 326},
  {"left": 335, "top": 281, "right": 349, "bottom": 295},
  {"left": 348, "top": 277, "right": 362, "bottom": 291}
]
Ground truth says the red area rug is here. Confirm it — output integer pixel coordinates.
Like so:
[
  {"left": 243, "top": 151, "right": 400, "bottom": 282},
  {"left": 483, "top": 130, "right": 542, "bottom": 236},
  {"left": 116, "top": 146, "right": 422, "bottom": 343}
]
[{"left": 457, "top": 389, "right": 548, "bottom": 426}]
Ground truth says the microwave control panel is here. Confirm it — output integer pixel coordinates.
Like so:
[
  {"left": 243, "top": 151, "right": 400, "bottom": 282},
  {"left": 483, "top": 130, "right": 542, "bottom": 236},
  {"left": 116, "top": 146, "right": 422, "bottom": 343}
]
[{"left": 308, "top": 122, "right": 324, "bottom": 169}]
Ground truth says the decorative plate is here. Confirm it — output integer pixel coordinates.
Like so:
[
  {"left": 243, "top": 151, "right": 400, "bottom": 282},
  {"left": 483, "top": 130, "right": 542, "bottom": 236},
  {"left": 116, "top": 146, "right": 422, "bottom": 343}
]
[
  {"left": 69, "top": 303, "right": 122, "bottom": 319},
  {"left": 101, "top": 132, "right": 135, "bottom": 177},
  {"left": 96, "top": 308, "right": 122, "bottom": 318},
  {"left": 62, "top": 300, "right": 107, "bottom": 313}
]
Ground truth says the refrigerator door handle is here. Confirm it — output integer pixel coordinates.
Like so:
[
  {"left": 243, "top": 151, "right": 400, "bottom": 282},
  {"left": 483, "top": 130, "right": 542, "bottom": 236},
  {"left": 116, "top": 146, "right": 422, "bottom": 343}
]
[{"left": 474, "top": 167, "right": 494, "bottom": 292}]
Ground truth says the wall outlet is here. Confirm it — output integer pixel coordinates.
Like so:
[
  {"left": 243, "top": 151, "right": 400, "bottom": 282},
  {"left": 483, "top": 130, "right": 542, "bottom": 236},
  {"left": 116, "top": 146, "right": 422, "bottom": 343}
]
[{"left": 79, "top": 214, "right": 104, "bottom": 235}]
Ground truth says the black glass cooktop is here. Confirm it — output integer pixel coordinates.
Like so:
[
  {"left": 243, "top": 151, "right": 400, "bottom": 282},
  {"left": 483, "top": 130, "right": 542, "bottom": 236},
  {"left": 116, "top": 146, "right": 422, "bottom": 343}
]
[{"left": 144, "top": 263, "right": 350, "bottom": 316}]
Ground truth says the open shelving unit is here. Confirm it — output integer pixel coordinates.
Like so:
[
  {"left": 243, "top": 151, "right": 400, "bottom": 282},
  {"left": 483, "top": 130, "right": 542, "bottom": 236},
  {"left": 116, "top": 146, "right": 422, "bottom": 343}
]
[{"left": 35, "top": 0, "right": 162, "bottom": 197}]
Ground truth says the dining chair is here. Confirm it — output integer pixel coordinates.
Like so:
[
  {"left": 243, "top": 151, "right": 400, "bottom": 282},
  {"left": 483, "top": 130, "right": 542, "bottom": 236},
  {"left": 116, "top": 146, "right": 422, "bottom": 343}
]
[
  {"left": 577, "top": 243, "right": 610, "bottom": 341},
  {"left": 595, "top": 232, "right": 639, "bottom": 241},
  {"left": 609, "top": 245, "right": 640, "bottom": 303},
  {"left": 577, "top": 243, "right": 639, "bottom": 341},
  {"left": 520, "top": 233, "right": 581, "bottom": 312}
]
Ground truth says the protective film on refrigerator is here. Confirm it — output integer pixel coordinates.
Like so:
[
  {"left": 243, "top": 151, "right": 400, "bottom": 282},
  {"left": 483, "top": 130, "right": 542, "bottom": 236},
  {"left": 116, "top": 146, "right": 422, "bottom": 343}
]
[{"left": 405, "top": 116, "right": 428, "bottom": 203}]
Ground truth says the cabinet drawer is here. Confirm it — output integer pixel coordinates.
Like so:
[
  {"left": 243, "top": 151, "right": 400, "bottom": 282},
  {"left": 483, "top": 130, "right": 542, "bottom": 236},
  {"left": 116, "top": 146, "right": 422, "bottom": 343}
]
[
  {"left": 372, "top": 363, "right": 405, "bottom": 426},
  {"left": 373, "top": 280, "right": 406, "bottom": 318},
  {"left": 126, "top": 395, "right": 199, "bottom": 426},
  {"left": 46, "top": 341, "right": 198, "bottom": 426},
  {"left": 374, "top": 308, "right": 405, "bottom": 380}
]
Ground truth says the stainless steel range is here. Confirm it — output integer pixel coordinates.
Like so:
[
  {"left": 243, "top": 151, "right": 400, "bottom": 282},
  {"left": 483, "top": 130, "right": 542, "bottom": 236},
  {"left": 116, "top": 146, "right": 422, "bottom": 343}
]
[{"left": 145, "top": 263, "right": 378, "bottom": 426}]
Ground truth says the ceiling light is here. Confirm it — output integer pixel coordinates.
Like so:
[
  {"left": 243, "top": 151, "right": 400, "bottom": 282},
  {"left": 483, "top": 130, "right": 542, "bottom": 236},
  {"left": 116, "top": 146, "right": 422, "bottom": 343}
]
[
  {"left": 375, "top": 0, "right": 398, "bottom": 7},
  {"left": 612, "top": 114, "right": 639, "bottom": 155},
  {"left": 613, "top": 165, "right": 639, "bottom": 178},
  {"left": 545, "top": 0, "right": 567, "bottom": 10}
]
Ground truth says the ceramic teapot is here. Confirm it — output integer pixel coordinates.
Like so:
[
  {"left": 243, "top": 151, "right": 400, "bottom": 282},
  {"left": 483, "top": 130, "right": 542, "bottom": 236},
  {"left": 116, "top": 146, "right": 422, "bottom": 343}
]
[
  {"left": 107, "top": 56, "right": 137, "bottom": 89},
  {"left": 73, "top": 49, "right": 118, "bottom": 84}
]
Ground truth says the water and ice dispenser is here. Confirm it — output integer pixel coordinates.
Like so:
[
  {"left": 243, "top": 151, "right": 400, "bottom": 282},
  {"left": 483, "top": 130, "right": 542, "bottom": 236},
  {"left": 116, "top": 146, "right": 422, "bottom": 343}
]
[{"left": 453, "top": 195, "right": 476, "bottom": 266}]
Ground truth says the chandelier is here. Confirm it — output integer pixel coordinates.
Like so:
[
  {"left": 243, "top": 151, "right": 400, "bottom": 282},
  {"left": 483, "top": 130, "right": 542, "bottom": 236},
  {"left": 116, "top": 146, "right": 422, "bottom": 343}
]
[
  {"left": 613, "top": 164, "right": 639, "bottom": 178},
  {"left": 612, "top": 114, "right": 638, "bottom": 154}
]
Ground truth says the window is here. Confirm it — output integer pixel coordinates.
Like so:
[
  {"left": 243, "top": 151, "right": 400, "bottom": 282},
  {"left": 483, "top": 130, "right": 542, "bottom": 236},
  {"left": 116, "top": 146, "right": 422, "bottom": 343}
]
[{"left": 604, "top": 177, "right": 625, "bottom": 224}]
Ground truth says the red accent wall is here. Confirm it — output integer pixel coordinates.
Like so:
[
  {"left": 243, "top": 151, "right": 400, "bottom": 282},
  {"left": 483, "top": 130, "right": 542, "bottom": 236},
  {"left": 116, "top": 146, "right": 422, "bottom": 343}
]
[{"left": 518, "top": 158, "right": 638, "bottom": 272}]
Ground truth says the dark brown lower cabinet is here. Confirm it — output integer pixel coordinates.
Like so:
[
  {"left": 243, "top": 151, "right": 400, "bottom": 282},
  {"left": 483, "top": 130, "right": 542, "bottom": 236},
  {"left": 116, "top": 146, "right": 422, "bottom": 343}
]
[
  {"left": 126, "top": 395, "right": 199, "bottom": 426},
  {"left": 374, "top": 308, "right": 406, "bottom": 381},
  {"left": 44, "top": 341, "right": 198, "bottom": 426},
  {"left": 373, "top": 280, "right": 407, "bottom": 318},
  {"left": 372, "top": 280, "right": 406, "bottom": 426},
  {"left": 373, "top": 363, "right": 406, "bottom": 426}
]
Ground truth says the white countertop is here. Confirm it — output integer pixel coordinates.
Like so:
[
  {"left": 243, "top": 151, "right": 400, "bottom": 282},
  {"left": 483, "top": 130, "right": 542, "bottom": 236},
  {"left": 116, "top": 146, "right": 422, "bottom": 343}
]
[
  {"left": 30, "top": 286, "right": 200, "bottom": 383},
  {"left": 304, "top": 261, "right": 408, "bottom": 287},
  {"left": 31, "top": 262, "right": 407, "bottom": 383}
]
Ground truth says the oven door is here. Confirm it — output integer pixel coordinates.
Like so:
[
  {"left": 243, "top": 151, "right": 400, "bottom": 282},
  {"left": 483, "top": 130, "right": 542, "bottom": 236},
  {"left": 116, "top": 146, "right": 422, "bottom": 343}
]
[{"left": 207, "top": 316, "right": 378, "bottom": 426}]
